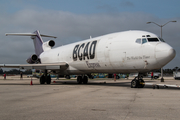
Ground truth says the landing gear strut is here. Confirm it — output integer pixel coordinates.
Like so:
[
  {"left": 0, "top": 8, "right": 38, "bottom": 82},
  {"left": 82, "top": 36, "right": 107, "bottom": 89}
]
[
  {"left": 77, "top": 75, "right": 88, "bottom": 84},
  {"left": 40, "top": 70, "right": 51, "bottom": 84},
  {"left": 131, "top": 76, "right": 145, "bottom": 88}
]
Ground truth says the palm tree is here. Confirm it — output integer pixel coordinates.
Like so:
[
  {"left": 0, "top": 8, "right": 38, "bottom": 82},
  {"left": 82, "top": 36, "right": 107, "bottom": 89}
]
[{"left": 173, "top": 67, "right": 179, "bottom": 71}]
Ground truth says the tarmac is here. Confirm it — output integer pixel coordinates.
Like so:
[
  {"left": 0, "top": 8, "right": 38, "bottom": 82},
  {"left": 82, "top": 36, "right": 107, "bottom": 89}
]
[{"left": 0, "top": 76, "right": 180, "bottom": 120}]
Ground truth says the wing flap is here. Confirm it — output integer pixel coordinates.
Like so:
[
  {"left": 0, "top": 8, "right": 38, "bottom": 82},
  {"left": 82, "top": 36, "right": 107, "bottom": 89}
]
[{"left": 0, "top": 62, "right": 68, "bottom": 70}]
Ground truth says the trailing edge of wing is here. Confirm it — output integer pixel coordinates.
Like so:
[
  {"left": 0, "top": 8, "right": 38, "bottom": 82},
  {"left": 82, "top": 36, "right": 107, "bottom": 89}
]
[
  {"left": 0, "top": 64, "right": 20, "bottom": 68},
  {"left": 0, "top": 62, "right": 68, "bottom": 70}
]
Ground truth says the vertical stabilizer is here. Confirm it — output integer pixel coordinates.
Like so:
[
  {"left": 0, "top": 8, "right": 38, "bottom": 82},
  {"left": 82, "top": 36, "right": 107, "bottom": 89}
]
[{"left": 31, "top": 31, "right": 44, "bottom": 56}]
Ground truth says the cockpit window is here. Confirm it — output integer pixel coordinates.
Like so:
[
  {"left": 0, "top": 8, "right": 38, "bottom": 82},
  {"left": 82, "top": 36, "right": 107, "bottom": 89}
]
[
  {"left": 159, "top": 38, "right": 165, "bottom": 42},
  {"left": 142, "top": 38, "right": 147, "bottom": 44},
  {"left": 147, "top": 38, "right": 159, "bottom": 42},
  {"left": 136, "top": 39, "right": 141, "bottom": 44}
]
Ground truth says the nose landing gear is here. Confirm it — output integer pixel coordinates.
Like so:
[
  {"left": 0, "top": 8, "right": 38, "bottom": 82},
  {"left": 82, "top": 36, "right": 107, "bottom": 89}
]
[{"left": 131, "top": 76, "right": 145, "bottom": 88}]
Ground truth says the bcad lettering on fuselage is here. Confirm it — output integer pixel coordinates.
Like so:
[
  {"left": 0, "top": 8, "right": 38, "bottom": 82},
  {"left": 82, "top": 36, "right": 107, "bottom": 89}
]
[{"left": 73, "top": 40, "right": 97, "bottom": 61}]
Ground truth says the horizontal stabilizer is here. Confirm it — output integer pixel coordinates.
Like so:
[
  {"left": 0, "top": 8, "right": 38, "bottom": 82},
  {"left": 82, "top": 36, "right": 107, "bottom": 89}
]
[{"left": 5, "top": 33, "right": 57, "bottom": 38}]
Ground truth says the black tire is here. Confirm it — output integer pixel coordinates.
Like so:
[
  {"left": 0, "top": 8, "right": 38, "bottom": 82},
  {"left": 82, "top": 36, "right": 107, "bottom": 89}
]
[
  {"left": 66, "top": 75, "right": 71, "bottom": 79},
  {"left": 40, "top": 75, "right": 45, "bottom": 84},
  {"left": 46, "top": 75, "right": 51, "bottom": 84},
  {"left": 154, "top": 76, "right": 158, "bottom": 79},
  {"left": 83, "top": 76, "right": 88, "bottom": 84},
  {"left": 77, "top": 76, "right": 82, "bottom": 84},
  {"left": 131, "top": 79, "right": 138, "bottom": 88}
]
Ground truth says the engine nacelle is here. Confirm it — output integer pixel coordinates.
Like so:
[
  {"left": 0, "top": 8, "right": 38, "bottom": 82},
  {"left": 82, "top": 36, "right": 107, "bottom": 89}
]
[
  {"left": 42, "top": 40, "right": 55, "bottom": 51},
  {"left": 26, "top": 54, "right": 38, "bottom": 64}
]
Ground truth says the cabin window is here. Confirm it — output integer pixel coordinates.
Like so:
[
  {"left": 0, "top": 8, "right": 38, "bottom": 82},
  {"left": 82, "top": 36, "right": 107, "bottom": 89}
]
[
  {"left": 136, "top": 39, "right": 141, "bottom": 44},
  {"left": 142, "top": 38, "right": 147, "bottom": 44},
  {"left": 147, "top": 38, "right": 159, "bottom": 42}
]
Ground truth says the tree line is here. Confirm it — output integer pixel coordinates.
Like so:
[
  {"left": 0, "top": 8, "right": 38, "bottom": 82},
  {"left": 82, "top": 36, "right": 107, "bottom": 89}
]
[{"left": 0, "top": 69, "right": 32, "bottom": 75}]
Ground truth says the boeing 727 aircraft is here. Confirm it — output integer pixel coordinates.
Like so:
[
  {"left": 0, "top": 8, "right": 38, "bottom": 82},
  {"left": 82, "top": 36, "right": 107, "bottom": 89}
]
[{"left": 0, "top": 30, "right": 176, "bottom": 88}]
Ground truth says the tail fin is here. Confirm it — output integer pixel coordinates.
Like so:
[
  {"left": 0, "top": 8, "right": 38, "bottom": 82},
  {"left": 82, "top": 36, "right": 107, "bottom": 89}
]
[
  {"left": 5, "top": 30, "right": 56, "bottom": 56},
  {"left": 32, "top": 31, "right": 44, "bottom": 56}
]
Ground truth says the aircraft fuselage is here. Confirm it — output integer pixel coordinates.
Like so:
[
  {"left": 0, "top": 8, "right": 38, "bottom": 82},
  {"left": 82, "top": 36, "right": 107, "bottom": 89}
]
[{"left": 40, "top": 30, "right": 176, "bottom": 75}]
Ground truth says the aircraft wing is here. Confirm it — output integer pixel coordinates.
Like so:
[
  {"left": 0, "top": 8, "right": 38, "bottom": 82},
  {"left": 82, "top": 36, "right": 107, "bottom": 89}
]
[{"left": 0, "top": 62, "right": 68, "bottom": 70}]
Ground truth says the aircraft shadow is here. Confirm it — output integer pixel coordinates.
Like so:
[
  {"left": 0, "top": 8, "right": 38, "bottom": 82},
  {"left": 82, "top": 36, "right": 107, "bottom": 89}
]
[
  {"left": 0, "top": 79, "right": 179, "bottom": 90},
  {"left": 53, "top": 80, "right": 180, "bottom": 90},
  {"left": 52, "top": 80, "right": 180, "bottom": 90}
]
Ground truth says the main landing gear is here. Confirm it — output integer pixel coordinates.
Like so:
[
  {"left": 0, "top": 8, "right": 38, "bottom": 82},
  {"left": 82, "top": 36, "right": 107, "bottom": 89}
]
[
  {"left": 40, "top": 70, "right": 51, "bottom": 84},
  {"left": 131, "top": 76, "right": 145, "bottom": 88},
  {"left": 77, "top": 76, "right": 88, "bottom": 84}
]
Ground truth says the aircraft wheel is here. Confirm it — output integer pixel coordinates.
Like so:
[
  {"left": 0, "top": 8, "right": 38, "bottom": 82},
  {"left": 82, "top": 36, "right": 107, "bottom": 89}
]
[
  {"left": 46, "top": 75, "right": 51, "bottom": 84},
  {"left": 40, "top": 75, "right": 45, "bottom": 84},
  {"left": 154, "top": 76, "right": 158, "bottom": 79},
  {"left": 77, "top": 76, "right": 82, "bottom": 84},
  {"left": 131, "top": 79, "right": 139, "bottom": 88},
  {"left": 138, "top": 79, "right": 145, "bottom": 88},
  {"left": 66, "top": 75, "right": 71, "bottom": 79},
  {"left": 83, "top": 76, "right": 88, "bottom": 84}
]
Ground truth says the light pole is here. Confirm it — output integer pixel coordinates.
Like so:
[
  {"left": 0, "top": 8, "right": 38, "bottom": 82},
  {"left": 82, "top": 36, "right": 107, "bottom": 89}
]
[{"left": 147, "top": 21, "right": 176, "bottom": 82}]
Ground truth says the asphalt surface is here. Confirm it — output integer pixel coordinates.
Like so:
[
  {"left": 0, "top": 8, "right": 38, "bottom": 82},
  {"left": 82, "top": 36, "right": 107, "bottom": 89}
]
[{"left": 0, "top": 76, "right": 180, "bottom": 120}]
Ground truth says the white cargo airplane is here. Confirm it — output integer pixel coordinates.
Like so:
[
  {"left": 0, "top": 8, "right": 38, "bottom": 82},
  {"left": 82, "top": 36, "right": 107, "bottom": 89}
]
[{"left": 0, "top": 30, "right": 176, "bottom": 88}]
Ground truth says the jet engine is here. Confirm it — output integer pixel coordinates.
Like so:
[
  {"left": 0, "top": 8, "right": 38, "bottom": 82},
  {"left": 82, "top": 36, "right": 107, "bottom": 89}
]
[
  {"left": 42, "top": 40, "right": 55, "bottom": 51},
  {"left": 26, "top": 54, "right": 39, "bottom": 64}
]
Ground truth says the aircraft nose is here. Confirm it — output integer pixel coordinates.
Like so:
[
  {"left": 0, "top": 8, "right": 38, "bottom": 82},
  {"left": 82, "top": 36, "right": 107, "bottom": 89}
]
[
  {"left": 155, "top": 43, "right": 176, "bottom": 66},
  {"left": 168, "top": 48, "right": 176, "bottom": 58}
]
